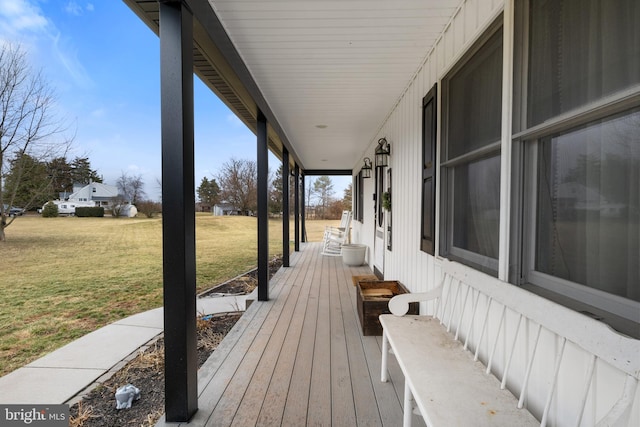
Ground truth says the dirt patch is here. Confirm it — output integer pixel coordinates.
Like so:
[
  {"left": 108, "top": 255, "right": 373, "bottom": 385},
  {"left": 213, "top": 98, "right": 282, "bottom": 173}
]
[
  {"left": 68, "top": 313, "right": 240, "bottom": 427},
  {"left": 199, "top": 256, "right": 283, "bottom": 297},
  {"left": 69, "top": 256, "right": 283, "bottom": 427}
]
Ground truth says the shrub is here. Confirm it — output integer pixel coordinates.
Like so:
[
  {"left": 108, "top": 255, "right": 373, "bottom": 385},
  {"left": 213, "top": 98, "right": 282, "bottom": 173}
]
[
  {"left": 136, "top": 200, "right": 162, "bottom": 218},
  {"left": 41, "top": 202, "right": 58, "bottom": 218},
  {"left": 75, "top": 207, "right": 105, "bottom": 217}
]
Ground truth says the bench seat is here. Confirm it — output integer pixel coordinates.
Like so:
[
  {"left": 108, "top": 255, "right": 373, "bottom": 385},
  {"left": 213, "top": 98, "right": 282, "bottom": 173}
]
[
  {"left": 380, "top": 314, "right": 539, "bottom": 426},
  {"left": 379, "top": 259, "right": 640, "bottom": 427}
]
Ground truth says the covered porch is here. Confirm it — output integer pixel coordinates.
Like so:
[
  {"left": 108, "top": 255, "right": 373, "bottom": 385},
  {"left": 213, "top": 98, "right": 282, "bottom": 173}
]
[
  {"left": 157, "top": 242, "right": 424, "bottom": 427},
  {"left": 119, "top": 0, "right": 463, "bottom": 421},
  {"left": 121, "top": 0, "right": 640, "bottom": 425}
]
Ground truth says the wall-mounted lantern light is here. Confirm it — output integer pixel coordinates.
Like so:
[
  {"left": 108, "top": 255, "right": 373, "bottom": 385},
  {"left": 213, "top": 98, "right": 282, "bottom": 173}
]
[
  {"left": 361, "top": 157, "right": 372, "bottom": 178},
  {"left": 375, "top": 137, "right": 390, "bottom": 168}
]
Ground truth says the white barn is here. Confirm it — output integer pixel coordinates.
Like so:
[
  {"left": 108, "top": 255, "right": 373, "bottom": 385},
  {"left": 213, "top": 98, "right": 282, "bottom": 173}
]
[{"left": 124, "top": 0, "right": 639, "bottom": 425}]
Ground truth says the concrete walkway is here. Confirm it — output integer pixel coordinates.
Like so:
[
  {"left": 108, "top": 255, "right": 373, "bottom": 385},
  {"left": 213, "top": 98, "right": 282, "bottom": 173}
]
[{"left": 0, "top": 294, "right": 248, "bottom": 405}]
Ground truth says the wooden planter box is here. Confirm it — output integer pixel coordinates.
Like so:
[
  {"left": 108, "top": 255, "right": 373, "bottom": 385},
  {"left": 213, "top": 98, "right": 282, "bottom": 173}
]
[
  {"left": 356, "top": 280, "right": 418, "bottom": 336},
  {"left": 351, "top": 274, "right": 379, "bottom": 287}
]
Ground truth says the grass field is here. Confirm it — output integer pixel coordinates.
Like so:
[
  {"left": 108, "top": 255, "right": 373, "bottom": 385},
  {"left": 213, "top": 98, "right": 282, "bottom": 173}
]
[{"left": 0, "top": 214, "right": 336, "bottom": 376}]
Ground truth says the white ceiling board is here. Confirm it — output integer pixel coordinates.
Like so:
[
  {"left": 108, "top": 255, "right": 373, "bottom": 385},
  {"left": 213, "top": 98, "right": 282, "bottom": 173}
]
[{"left": 209, "top": 0, "right": 461, "bottom": 170}]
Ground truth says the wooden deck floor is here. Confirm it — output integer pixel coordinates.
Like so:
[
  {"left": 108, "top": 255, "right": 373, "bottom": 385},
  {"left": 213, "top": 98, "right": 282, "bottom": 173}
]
[{"left": 159, "top": 242, "right": 425, "bottom": 427}]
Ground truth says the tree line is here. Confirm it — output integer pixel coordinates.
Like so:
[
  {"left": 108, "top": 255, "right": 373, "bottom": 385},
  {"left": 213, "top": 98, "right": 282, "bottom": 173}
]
[
  {"left": 0, "top": 42, "right": 350, "bottom": 243},
  {"left": 3, "top": 154, "right": 102, "bottom": 208},
  {"left": 1, "top": 43, "right": 76, "bottom": 240},
  {"left": 198, "top": 157, "right": 352, "bottom": 219}
]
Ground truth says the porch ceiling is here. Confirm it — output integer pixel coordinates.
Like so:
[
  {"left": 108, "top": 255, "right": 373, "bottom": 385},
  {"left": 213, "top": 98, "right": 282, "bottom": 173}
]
[{"left": 124, "top": 0, "right": 462, "bottom": 171}]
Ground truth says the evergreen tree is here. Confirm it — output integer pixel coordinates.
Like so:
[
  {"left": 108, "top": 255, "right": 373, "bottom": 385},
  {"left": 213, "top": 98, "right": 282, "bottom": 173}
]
[
  {"left": 197, "top": 177, "right": 221, "bottom": 206},
  {"left": 2, "top": 153, "right": 52, "bottom": 208},
  {"left": 313, "top": 175, "right": 334, "bottom": 219},
  {"left": 269, "top": 164, "right": 284, "bottom": 215},
  {"left": 70, "top": 157, "right": 102, "bottom": 185},
  {"left": 47, "top": 157, "right": 73, "bottom": 195},
  {"left": 343, "top": 183, "right": 352, "bottom": 210}
]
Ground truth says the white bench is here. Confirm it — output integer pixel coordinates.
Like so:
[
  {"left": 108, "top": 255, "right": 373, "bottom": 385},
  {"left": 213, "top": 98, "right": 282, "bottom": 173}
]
[{"left": 380, "top": 259, "right": 640, "bottom": 427}]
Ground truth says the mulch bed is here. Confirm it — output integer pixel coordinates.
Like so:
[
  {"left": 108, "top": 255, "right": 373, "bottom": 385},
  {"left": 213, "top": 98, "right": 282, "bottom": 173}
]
[{"left": 69, "top": 256, "right": 283, "bottom": 427}]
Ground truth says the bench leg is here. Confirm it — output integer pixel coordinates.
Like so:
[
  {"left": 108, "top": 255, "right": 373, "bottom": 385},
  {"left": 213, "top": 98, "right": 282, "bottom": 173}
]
[
  {"left": 381, "top": 329, "right": 389, "bottom": 382},
  {"left": 403, "top": 380, "right": 413, "bottom": 427}
]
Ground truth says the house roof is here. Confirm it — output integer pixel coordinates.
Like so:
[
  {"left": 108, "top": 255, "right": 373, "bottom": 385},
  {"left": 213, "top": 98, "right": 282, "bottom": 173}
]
[
  {"left": 123, "top": 0, "right": 462, "bottom": 172},
  {"left": 68, "top": 182, "right": 118, "bottom": 200}
]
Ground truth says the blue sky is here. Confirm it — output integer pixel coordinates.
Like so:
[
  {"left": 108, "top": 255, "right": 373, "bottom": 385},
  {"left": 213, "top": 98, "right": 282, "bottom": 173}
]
[{"left": 0, "top": 0, "right": 350, "bottom": 202}]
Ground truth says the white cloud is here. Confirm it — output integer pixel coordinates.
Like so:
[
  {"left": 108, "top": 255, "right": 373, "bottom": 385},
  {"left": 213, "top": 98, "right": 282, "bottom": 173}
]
[
  {"left": 0, "top": 1, "right": 93, "bottom": 88},
  {"left": 64, "top": 1, "right": 94, "bottom": 16},
  {"left": 50, "top": 28, "right": 93, "bottom": 88},
  {"left": 0, "top": 0, "right": 49, "bottom": 36},
  {"left": 64, "top": 1, "right": 82, "bottom": 16}
]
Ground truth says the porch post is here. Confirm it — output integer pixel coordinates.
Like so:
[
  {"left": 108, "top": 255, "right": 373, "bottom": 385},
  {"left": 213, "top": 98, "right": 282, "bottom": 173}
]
[
  {"left": 294, "top": 164, "right": 300, "bottom": 251},
  {"left": 257, "top": 110, "right": 269, "bottom": 301},
  {"left": 301, "top": 172, "right": 307, "bottom": 243},
  {"left": 159, "top": 0, "right": 197, "bottom": 422},
  {"left": 282, "top": 148, "right": 290, "bottom": 267}
]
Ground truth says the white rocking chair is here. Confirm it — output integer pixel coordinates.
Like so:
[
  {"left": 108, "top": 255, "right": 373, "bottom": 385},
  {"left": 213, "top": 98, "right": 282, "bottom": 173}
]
[{"left": 322, "top": 210, "right": 351, "bottom": 256}]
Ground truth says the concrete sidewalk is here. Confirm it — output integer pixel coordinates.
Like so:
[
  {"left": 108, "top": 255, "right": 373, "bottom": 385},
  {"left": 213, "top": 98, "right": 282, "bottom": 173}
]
[{"left": 0, "top": 294, "right": 248, "bottom": 405}]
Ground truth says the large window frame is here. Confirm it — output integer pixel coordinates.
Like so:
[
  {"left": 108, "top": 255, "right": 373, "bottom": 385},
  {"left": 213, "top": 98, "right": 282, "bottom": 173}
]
[
  {"left": 512, "top": 0, "right": 640, "bottom": 334},
  {"left": 439, "top": 19, "right": 504, "bottom": 275}
]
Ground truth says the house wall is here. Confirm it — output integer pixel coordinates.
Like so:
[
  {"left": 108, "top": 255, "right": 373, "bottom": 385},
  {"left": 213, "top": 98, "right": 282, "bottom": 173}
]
[{"left": 352, "top": 0, "right": 639, "bottom": 425}]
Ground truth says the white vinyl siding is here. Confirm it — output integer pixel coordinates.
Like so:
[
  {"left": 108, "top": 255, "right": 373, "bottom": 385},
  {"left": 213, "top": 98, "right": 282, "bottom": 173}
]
[{"left": 351, "top": 0, "right": 640, "bottom": 424}]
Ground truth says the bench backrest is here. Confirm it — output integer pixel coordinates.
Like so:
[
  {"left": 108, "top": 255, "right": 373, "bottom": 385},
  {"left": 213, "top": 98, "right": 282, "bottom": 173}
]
[{"left": 428, "top": 259, "right": 640, "bottom": 427}]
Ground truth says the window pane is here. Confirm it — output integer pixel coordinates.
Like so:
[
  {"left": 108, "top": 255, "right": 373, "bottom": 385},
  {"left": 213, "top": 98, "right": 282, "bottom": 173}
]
[
  {"left": 453, "top": 155, "right": 501, "bottom": 259},
  {"left": 536, "top": 109, "right": 640, "bottom": 302},
  {"left": 447, "top": 29, "right": 503, "bottom": 160},
  {"left": 528, "top": 0, "right": 640, "bottom": 127}
]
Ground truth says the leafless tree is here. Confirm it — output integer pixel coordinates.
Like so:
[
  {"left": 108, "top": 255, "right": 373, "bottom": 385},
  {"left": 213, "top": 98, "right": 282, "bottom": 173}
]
[
  {"left": 217, "top": 158, "right": 258, "bottom": 215},
  {"left": 0, "top": 43, "right": 73, "bottom": 241},
  {"left": 116, "top": 171, "right": 146, "bottom": 204}
]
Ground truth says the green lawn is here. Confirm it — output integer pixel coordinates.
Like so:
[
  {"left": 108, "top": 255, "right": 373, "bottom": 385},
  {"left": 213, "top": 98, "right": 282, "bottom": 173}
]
[{"left": 0, "top": 214, "right": 336, "bottom": 376}]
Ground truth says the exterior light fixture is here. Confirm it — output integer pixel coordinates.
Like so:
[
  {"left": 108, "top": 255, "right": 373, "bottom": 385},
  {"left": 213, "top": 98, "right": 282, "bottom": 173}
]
[
  {"left": 361, "top": 157, "right": 372, "bottom": 178},
  {"left": 375, "top": 137, "right": 390, "bottom": 168}
]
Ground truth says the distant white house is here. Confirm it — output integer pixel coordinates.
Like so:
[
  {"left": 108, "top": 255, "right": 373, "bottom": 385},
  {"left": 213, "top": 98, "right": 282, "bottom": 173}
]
[
  {"left": 213, "top": 202, "right": 240, "bottom": 216},
  {"left": 64, "top": 182, "right": 119, "bottom": 207},
  {"left": 42, "top": 182, "right": 130, "bottom": 216}
]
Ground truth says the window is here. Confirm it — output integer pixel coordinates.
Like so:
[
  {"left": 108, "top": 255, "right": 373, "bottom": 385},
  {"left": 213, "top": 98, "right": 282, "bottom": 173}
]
[
  {"left": 421, "top": 84, "right": 437, "bottom": 255},
  {"left": 533, "top": 111, "right": 639, "bottom": 303},
  {"left": 440, "top": 22, "right": 503, "bottom": 274},
  {"left": 527, "top": 0, "right": 639, "bottom": 127},
  {"left": 515, "top": 0, "right": 640, "bottom": 331}
]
